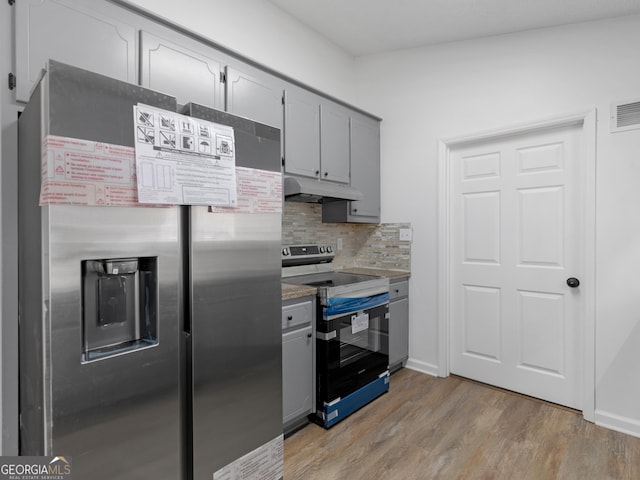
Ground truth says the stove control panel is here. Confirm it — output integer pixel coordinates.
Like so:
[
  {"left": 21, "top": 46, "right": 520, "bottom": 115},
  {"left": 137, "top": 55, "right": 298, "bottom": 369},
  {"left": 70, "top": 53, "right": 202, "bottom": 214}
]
[{"left": 282, "top": 244, "right": 334, "bottom": 266}]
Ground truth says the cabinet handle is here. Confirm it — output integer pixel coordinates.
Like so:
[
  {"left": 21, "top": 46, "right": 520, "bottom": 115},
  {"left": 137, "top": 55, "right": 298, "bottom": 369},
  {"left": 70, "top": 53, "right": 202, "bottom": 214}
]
[{"left": 287, "top": 315, "right": 293, "bottom": 320}]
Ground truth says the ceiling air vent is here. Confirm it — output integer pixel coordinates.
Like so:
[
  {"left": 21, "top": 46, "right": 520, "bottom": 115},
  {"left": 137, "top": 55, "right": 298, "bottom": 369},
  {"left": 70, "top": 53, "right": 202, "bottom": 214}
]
[{"left": 610, "top": 99, "right": 640, "bottom": 133}]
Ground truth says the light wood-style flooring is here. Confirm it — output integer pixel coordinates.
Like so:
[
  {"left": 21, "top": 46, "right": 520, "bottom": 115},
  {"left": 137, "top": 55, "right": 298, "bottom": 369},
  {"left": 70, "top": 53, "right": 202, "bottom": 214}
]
[{"left": 284, "top": 368, "right": 640, "bottom": 479}]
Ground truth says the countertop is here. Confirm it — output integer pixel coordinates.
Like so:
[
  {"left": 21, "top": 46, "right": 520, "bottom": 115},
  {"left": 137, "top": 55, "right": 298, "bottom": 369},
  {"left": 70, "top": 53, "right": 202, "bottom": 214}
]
[
  {"left": 339, "top": 267, "right": 411, "bottom": 281},
  {"left": 282, "top": 267, "right": 410, "bottom": 301},
  {"left": 282, "top": 283, "right": 317, "bottom": 302}
]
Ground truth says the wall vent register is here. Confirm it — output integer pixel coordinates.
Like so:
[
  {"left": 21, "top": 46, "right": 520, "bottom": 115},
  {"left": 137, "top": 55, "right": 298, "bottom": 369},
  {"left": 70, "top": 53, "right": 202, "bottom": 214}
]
[{"left": 610, "top": 99, "right": 640, "bottom": 133}]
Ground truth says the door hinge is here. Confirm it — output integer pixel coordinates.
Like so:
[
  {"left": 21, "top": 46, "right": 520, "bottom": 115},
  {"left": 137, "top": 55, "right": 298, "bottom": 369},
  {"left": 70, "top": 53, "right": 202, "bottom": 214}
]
[
  {"left": 8, "top": 73, "right": 16, "bottom": 91},
  {"left": 220, "top": 71, "right": 226, "bottom": 84},
  {"left": 281, "top": 157, "right": 285, "bottom": 167},
  {"left": 281, "top": 95, "right": 285, "bottom": 105}
]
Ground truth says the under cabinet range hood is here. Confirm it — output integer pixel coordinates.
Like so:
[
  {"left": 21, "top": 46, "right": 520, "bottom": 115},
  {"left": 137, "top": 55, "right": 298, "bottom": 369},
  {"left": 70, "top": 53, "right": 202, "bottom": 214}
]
[{"left": 284, "top": 175, "right": 363, "bottom": 203}]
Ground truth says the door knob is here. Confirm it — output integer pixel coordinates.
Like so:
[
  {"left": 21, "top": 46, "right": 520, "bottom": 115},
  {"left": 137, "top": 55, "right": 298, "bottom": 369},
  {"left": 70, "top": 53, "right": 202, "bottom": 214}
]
[{"left": 566, "top": 277, "right": 580, "bottom": 288}]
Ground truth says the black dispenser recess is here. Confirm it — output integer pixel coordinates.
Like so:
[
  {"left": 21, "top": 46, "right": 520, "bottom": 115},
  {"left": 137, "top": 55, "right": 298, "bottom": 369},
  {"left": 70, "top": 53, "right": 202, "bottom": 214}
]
[{"left": 81, "top": 257, "right": 158, "bottom": 362}]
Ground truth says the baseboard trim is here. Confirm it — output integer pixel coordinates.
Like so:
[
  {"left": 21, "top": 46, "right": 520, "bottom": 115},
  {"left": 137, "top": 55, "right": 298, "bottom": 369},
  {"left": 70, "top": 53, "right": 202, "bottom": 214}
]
[
  {"left": 405, "top": 359, "right": 439, "bottom": 377},
  {"left": 595, "top": 410, "right": 640, "bottom": 438}
]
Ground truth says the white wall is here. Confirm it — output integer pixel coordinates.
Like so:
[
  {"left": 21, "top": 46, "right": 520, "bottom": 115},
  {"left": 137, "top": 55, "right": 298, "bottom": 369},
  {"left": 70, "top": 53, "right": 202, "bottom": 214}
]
[
  {"left": 354, "top": 15, "right": 640, "bottom": 435},
  {"left": 123, "top": 0, "right": 359, "bottom": 104}
]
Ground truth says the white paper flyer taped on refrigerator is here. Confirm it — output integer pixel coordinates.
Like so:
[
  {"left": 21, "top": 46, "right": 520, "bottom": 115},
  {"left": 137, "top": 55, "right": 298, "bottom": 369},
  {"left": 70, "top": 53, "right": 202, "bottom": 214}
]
[{"left": 133, "top": 103, "right": 238, "bottom": 206}]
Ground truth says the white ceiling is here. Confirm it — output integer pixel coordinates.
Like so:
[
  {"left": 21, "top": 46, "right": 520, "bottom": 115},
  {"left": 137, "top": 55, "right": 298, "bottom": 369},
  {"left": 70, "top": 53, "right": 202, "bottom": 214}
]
[{"left": 267, "top": 0, "right": 640, "bottom": 56}]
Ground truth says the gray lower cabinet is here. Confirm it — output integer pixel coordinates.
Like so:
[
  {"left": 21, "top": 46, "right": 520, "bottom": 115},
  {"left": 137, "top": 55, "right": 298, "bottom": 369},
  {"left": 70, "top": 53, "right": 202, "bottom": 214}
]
[
  {"left": 140, "top": 30, "right": 225, "bottom": 109},
  {"left": 282, "top": 297, "right": 315, "bottom": 435},
  {"left": 389, "top": 279, "right": 409, "bottom": 372},
  {"left": 15, "top": 0, "right": 137, "bottom": 102}
]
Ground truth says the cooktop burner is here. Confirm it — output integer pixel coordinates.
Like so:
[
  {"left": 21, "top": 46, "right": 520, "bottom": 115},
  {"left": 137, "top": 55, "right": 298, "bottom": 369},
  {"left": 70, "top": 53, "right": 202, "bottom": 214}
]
[{"left": 282, "top": 244, "right": 389, "bottom": 303}]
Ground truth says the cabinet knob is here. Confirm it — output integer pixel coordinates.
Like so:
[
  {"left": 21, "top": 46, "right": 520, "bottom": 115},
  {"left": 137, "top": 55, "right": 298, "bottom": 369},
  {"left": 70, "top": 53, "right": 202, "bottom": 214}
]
[
  {"left": 287, "top": 315, "right": 293, "bottom": 320},
  {"left": 353, "top": 208, "right": 358, "bottom": 213},
  {"left": 324, "top": 172, "right": 328, "bottom": 177},
  {"left": 315, "top": 170, "right": 320, "bottom": 176},
  {"left": 395, "top": 289, "right": 400, "bottom": 293},
  {"left": 306, "top": 333, "right": 313, "bottom": 338}
]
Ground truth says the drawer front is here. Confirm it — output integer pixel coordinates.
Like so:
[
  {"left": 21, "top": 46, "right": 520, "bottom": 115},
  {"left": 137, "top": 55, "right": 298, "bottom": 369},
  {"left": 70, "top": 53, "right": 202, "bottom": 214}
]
[
  {"left": 389, "top": 280, "right": 409, "bottom": 300},
  {"left": 282, "top": 300, "right": 313, "bottom": 329}
]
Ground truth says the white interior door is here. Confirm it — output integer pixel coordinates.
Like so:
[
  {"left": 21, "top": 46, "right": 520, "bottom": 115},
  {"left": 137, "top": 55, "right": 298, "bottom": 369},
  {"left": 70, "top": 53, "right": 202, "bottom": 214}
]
[{"left": 449, "top": 123, "right": 584, "bottom": 410}]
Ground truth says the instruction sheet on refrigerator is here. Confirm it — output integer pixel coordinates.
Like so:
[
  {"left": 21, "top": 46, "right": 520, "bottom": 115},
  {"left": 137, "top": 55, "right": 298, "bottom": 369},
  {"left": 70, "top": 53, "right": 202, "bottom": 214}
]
[{"left": 133, "top": 103, "right": 237, "bottom": 206}]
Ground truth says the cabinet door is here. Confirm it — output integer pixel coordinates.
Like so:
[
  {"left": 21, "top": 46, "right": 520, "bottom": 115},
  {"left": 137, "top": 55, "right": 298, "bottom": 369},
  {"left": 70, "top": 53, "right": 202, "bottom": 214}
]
[
  {"left": 283, "top": 87, "right": 320, "bottom": 179},
  {"left": 225, "top": 65, "right": 283, "bottom": 129},
  {"left": 140, "top": 31, "right": 223, "bottom": 109},
  {"left": 389, "top": 297, "right": 409, "bottom": 368},
  {"left": 350, "top": 114, "right": 381, "bottom": 218},
  {"left": 282, "top": 326, "right": 313, "bottom": 424},
  {"left": 15, "top": 0, "right": 136, "bottom": 102},
  {"left": 320, "top": 100, "right": 350, "bottom": 184}
]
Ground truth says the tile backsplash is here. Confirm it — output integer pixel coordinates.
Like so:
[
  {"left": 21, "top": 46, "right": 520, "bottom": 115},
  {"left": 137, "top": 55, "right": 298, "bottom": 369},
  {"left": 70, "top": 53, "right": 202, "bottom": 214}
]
[{"left": 282, "top": 202, "right": 411, "bottom": 271}]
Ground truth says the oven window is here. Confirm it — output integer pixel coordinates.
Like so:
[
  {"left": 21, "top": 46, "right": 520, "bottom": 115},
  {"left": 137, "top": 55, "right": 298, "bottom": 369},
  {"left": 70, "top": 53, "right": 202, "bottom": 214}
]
[{"left": 339, "top": 312, "right": 383, "bottom": 367}]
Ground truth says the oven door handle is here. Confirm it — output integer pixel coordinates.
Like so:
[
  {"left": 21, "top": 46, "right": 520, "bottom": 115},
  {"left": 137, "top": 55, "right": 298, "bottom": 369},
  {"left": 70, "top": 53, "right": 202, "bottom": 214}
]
[{"left": 325, "top": 292, "right": 390, "bottom": 317}]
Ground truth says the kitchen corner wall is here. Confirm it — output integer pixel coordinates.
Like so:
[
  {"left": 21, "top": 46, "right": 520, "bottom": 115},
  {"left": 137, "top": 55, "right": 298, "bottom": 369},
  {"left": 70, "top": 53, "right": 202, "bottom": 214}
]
[
  {"left": 355, "top": 14, "right": 640, "bottom": 436},
  {"left": 282, "top": 202, "right": 411, "bottom": 271}
]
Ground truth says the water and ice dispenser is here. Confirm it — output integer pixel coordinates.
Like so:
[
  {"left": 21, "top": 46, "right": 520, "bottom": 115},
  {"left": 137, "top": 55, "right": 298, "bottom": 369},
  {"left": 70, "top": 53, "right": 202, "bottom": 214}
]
[{"left": 82, "top": 257, "right": 158, "bottom": 362}]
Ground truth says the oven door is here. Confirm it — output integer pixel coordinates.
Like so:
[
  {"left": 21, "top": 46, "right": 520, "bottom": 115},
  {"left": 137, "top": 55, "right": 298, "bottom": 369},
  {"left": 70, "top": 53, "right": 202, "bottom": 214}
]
[{"left": 316, "top": 294, "right": 389, "bottom": 403}]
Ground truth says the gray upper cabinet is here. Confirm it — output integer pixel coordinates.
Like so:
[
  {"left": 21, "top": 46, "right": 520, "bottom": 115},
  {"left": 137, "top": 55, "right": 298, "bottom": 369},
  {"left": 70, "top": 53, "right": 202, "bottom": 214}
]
[
  {"left": 322, "top": 112, "right": 381, "bottom": 223},
  {"left": 283, "top": 86, "right": 350, "bottom": 184},
  {"left": 139, "top": 31, "right": 223, "bottom": 109},
  {"left": 15, "top": 0, "right": 136, "bottom": 102},
  {"left": 349, "top": 113, "right": 381, "bottom": 219},
  {"left": 224, "top": 65, "right": 283, "bottom": 129},
  {"left": 13, "top": 0, "right": 380, "bottom": 221},
  {"left": 320, "top": 100, "right": 350, "bottom": 184},
  {"left": 283, "top": 86, "right": 321, "bottom": 179}
]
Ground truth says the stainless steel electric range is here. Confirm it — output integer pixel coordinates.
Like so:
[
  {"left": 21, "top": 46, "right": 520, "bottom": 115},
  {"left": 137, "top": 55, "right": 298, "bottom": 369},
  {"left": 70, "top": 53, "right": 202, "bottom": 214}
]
[{"left": 282, "top": 245, "right": 390, "bottom": 428}]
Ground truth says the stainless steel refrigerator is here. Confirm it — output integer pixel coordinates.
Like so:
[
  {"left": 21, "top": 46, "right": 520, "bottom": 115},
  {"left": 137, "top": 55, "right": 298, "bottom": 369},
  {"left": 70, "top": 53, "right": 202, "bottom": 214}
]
[{"left": 18, "top": 61, "right": 283, "bottom": 479}]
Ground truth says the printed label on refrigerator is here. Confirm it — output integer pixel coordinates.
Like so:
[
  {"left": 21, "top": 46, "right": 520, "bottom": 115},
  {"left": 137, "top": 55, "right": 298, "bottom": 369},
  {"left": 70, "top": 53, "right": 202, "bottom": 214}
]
[
  {"left": 133, "top": 104, "right": 238, "bottom": 206},
  {"left": 40, "top": 135, "right": 139, "bottom": 206},
  {"left": 208, "top": 167, "right": 282, "bottom": 214},
  {"left": 213, "top": 435, "right": 283, "bottom": 480}
]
